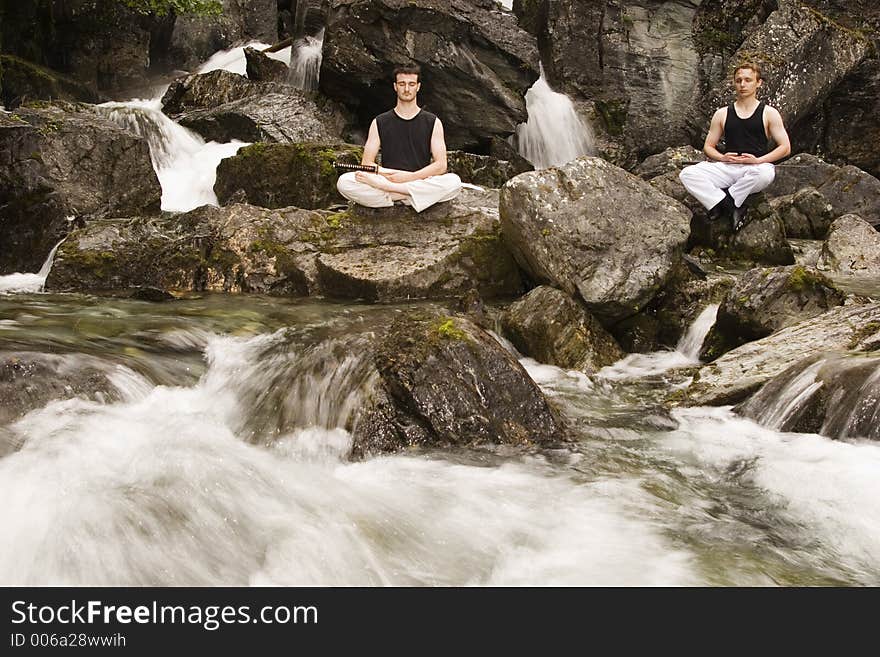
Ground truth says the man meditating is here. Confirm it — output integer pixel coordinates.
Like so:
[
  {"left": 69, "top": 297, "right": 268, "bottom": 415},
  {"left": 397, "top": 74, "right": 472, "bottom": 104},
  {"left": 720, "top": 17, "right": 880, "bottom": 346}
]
[
  {"left": 679, "top": 61, "right": 791, "bottom": 231},
  {"left": 337, "top": 64, "right": 462, "bottom": 212}
]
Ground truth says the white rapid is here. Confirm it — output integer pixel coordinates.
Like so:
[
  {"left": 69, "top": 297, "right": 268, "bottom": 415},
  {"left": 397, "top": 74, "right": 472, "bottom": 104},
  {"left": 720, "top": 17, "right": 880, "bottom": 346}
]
[
  {"left": 0, "top": 238, "right": 66, "bottom": 295},
  {"left": 0, "top": 329, "right": 696, "bottom": 586},
  {"left": 288, "top": 28, "right": 324, "bottom": 91},
  {"left": 197, "top": 41, "right": 292, "bottom": 76},
  {"left": 516, "top": 70, "right": 596, "bottom": 169},
  {"left": 599, "top": 304, "right": 719, "bottom": 381}
]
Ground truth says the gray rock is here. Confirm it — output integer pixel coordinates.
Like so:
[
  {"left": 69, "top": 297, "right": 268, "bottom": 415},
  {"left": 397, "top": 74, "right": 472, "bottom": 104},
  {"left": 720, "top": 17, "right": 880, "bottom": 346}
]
[
  {"left": 700, "top": 265, "right": 846, "bottom": 361},
  {"left": 0, "top": 56, "right": 100, "bottom": 109},
  {"left": 817, "top": 214, "right": 880, "bottom": 274},
  {"left": 684, "top": 301, "right": 880, "bottom": 406},
  {"left": 814, "top": 165, "right": 880, "bottom": 228},
  {"left": 737, "top": 351, "right": 880, "bottom": 441},
  {"left": 0, "top": 103, "right": 161, "bottom": 275},
  {"left": 633, "top": 146, "right": 705, "bottom": 181},
  {"left": 46, "top": 190, "right": 523, "bottom": 302},
  {"left": 161, "top": 69, "right": 288, "bottom": 115},
  {"left": 446, "top": 150, "right": 533, "bottom": 189},
  {"left": 244, "top": 47, "right": 290, "bottom": 83},
  {"left": 499, "top": 156, "right": 691, "bottom": 324},
  {"left": 688, "top": 4, "right": 872, "bottom": 142},
  {"left": 769, "top": 153, "right": 841, "bottom": 198},
  {"left": 319, "top": 0, "right": 539, "bottom": 150},
  {"left": 771, "top": 187, "right": 836, "bottom": 239},
  {"left": 215, "top": 142, "right": 363, "bottom": 209},
  {"left": 500, "top": 286, "right": 624, "bottom": 372},
  {"left": 351, "top": 312, "right": 566, "bottom": 458}
]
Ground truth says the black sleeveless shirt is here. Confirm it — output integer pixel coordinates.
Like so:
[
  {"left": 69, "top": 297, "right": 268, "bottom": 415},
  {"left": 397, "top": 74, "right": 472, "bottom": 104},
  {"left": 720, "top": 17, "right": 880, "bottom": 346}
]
[
  {"left": 724, "top": 101, "right": 768, "bottom": 157},
  {"left": 375, "top": 109, "right": 437, "bottom": 172}
]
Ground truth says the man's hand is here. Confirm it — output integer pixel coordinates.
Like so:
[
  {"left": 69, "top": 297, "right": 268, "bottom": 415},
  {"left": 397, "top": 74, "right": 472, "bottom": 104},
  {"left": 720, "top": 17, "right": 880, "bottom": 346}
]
[
  {"left": 724, "top": 152, "right": 761, "bottom": 164},
  {"left": 382, "top": 171, "right": 417, "bottom": 183}
]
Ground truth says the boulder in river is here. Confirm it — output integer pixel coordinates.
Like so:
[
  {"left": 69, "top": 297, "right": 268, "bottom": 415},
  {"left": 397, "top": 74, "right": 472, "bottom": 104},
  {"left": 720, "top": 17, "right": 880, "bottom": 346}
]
[
  {"left": 0, "top": 102, "right": 161, "bottom": 275},
  {"left": 684, "top": 301, "right": 880, "bottom": 406},
  {"left": 46, "top": 189, "right": 522, "bottom": 302},
  {"left": 500, "top": 286, "right": 624, "bottom": 372},
  {"left": 244, "top": 46, "right": 290, "bottom": 83},
  {"left": 319, "top": 0, "right": 540, "bottom": 151},
  {"left": 700, "top": 265, "right": 846, "bottom": 361},
  {"left": 816, "top": 214, "right": 880, "bottom": 275},
  {"left": 500, "top": 156, "right": 691, "bottom": 325},
  {"left": 351, "top": 312, "right": 566, "bottom": 458}
]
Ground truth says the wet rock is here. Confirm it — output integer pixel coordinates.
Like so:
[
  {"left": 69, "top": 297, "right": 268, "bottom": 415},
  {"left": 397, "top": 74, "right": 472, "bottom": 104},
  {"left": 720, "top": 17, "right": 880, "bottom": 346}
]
[
  {"left": 500, "top": 156, "right": 691, "bottom": 325},
  {"left": 319, "top": 0, "right": 539, "bottom": 151},
  {"left": 688, "top": 4, "right": 872, "bottom": 143},
  {"left": 129, "top": 287, "right": 175, "bottom": 302},
  {"left": 0, "top": 103, "right": 161, "bottom": 275},
  {"left": 351, "top": 312, "right": 566, "bottom": 458},
  {"left": 678, "top": 190, "right": 794, "bottom": 267},
  {"left": 737, "top": 352, "right": 880, "bottom": 441},
  {"left": 214, "top": 142, "right": 363, "bottom": 209},
  {"left": 160, "top": 69, "right": 288, "bottom": 115},
  {"left": 0, "top": 352, "right": 120, "bottom": 432},
  {"left": 500, "top": 286, "right": 624, "bottom": 372},
  {"left": 244, "top": 46, "right": 290, "bottom": 83},
  {"left": 0, "top": 55, "right": 100, "bottom": 109},
  {"left": 816, "top": 214, "right": 880, "bottom": 274},
  {"left": 446, "top": 150, "right": 533, "bottom": 189},
  {"left": 166, "top": 0, "right": 279, "bottom": 72},
  {"left": 684, "top": 301, "right": 880, "bottom": 406},
  {"left": 771, "top": 187, "right": 836, "bottom": 239},
  {"left": 633, "top": 146, "right": 705, "bottom": 181},
  {"left": 46, "top": 190, "right": 523, "bottom": 302},
  {"left": 700, "top": 265, "right": 846, "bottom": 361}
]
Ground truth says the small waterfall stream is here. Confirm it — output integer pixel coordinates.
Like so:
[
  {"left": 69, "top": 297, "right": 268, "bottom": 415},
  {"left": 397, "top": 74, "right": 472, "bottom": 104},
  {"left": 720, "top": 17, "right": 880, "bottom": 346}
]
[
  {"left": 288, "top": 29, "right": 324, "bottom": 91},
  {"left": 516, "top": 70, "right": 596, "bottom": 169},
  {"left": 0, "top": 239, "right": 66, "bottom": 295}
]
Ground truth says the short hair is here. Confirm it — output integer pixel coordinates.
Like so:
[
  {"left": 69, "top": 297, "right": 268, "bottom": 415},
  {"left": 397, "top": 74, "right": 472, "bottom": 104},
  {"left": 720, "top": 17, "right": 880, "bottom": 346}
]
[
  {"left": 733, "top": 61, "right": 763, "bottom": 80},
  {"left": 393, "top": 64, "right": 421, "bottom": 82}
]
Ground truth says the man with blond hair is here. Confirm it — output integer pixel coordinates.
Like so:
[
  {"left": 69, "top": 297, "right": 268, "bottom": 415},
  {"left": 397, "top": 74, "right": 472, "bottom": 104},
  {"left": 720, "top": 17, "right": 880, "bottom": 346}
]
[{"left": 680, "top": 62, "right": 791, "bottom": 231}]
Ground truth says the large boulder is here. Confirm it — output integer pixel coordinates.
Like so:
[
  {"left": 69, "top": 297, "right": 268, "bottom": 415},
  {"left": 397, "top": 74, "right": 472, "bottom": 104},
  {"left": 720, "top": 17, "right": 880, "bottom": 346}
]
[
  {"left": 700, "top": 265, "right": 846, "bottom": 361},
  {"left": 500, "top": 286, "right": 624, "bottom": 372},
  {"left": 500, "top": 156, "right": 691, "bottom": 325},
  {"left": 688, "top": 4, "right": 872, "bottom": 143},
  {"left": 214, "top": 142, "right": 363, "bottom": 209},
  {"left": 0, "top": 103, "right": 161, "bottom": 275},
  {"left": 46, "top": 190, "right": 523, "bottom": 301},
  {"left": 244, "top": 46, "right": 289, "bottom": 83},
  {"left": 683, "top": 301, "right": 880, "bottom": 406},
  {"left": 165, "top": 0, "right": 278, "bottom": 72},
  {"left": 770, "top": 187, "right": 836, "bottom": 239},
  {"left": 0, "top": 55, "right": 100, "bottom": 109},
  {"left": 538, "top": 0, "right": 703, "bottom": 163},
  {"left": 769, "top": 153, "right": 842, "bottom": 198},
  {"left": 633, "top": 145, "right": 705, "bottom": 181},
  {"left": 160, "top": 69, "right": 288, "bottom": 115},
  {"left": 811, "top": 165, "right": 880, "bottom": 228},
  {"left": 446, "top": 150, "right": 533, "bottom": 189},
  {"left": 816, "top": 214, "right": 880, "bottom": 274},
  {"left": 737, "top": 352, "right": 880, "bottom": 441},
  {"left": 351, "top": 312, "right": 566, "bottom": 458},
  {"left": 319, "top": 0, "right": 540, "bottom": 151}
]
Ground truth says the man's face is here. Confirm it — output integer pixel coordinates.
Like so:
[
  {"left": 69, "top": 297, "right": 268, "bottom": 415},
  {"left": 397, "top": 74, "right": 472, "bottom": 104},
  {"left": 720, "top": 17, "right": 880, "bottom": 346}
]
[
  {"left": 733, "top": 68, "right": 761, "bottom": 98},
  {"left": 394, "top": 73, "right": 420, "bottom": 102}
]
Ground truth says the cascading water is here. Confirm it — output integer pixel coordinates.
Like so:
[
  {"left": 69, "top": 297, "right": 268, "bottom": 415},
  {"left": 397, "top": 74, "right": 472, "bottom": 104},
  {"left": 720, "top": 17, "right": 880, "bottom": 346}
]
[
  {"left": 98, "top": 99, "right": 247, "bottom": 212},
  {"left": 599, "top": 304, "right": 719, "bottom": 381},
  {"left": 0, "top": 238, "right": 66, "bottom": 295},
  {"left": 197, "top": 41, "right": 292, "bottom": 76},
  {"left": 516, "top": 69, "right": 596, "bottom": 169},
  {"left": 288, "top": 29, "right": 324, "bottom": 91}
]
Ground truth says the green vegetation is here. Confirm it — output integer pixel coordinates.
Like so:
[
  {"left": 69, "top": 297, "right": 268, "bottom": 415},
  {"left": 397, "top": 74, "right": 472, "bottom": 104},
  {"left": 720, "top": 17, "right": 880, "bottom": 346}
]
[
  {"left": 117, "top": 0, "right": 223, "bottom": 17},
  {"left": 435, "top": 318, "right": 468, "bottom": 341},
  {"left": 787, "top": 265, "right": 833, "bottom": 293}
]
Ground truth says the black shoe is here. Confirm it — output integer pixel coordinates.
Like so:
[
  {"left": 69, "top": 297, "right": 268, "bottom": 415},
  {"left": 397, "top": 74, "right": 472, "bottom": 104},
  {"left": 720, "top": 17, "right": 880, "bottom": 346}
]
[
  {"left": 732, "top": 204, "right": 749, "bottom": 232},
  {"left": 708, "top": 191, "right": 734, "bottom": 221}
]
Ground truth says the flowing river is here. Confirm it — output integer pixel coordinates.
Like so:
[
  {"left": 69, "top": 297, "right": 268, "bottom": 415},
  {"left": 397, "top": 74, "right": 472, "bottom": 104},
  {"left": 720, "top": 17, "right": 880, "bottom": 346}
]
[{"left": 1, "top": 291, "right": 878, "bottom": 586}]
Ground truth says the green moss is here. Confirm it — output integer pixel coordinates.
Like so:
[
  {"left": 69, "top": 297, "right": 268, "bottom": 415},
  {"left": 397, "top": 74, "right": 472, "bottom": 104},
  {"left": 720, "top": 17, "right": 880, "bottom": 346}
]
[
  {"left": 595, "top": 99, "right": 628, "bottom": 137},
  {"left": 848, "top": 322, "right": 880, "bottom": 350},
  {"left": 435, "top": 318, "right": 468, "bottom": 341},
  {"left": 787, "top": 265, "right": 832, "bottom": 293}
]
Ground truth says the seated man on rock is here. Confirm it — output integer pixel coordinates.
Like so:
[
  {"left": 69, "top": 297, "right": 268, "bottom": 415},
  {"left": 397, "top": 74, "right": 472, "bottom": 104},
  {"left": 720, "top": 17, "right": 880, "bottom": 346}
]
[
  {"left": 679, "top": 61, "right": 791, "bottom": 231},
  {"left": 337, "top": 64, "right": 462, "bottom": 213}
]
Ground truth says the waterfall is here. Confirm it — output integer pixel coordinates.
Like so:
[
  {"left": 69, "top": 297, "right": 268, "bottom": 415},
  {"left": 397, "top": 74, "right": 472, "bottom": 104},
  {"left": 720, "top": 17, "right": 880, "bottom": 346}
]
[
  {"left": 599, "top": 304, "right": 719, "bottom": 380},
  {"left": 0, "top": 238, "right": 66, "bottom": 295},
  {"left": 97, "top": 99, "right": 247, "bottom": 212},
  {"left": 516, "top": 70, "right": 596, "bottom": 169},
  {"left": 288, "top": 29, "right": 324, "bottom": 91},
  {"left": 197, "top": 41, "right": 292, "bottom": 76}
]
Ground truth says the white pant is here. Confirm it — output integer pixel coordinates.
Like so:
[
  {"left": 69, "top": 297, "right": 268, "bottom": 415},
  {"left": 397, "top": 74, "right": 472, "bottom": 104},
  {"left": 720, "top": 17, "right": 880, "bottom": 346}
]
[
  {"left": 679, "top": 161, "right": 776, "bottom": 210},
  {"left": 336, "top": 172, "right": 462, "bottom": 213}
]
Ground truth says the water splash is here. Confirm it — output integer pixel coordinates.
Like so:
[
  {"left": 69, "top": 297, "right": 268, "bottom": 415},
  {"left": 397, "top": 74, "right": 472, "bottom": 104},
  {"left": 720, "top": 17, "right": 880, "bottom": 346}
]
[
  {"left": 97, "top": 99, "right": 247, "bottom": 212},
  {"left": 516, "top": 70, "right": 596, "bottom": 169},
  {"left": 288, "top": 28, "right": 324, "bottom": 91},
  {"left": 599, "top": 304, "right": 719, "bottom": 381},
  {"left": 197, "top": 41, "right": 292, "bottom": 76},
  {"left": 0, "top": 238, "right": 67, "bottom": 295}
]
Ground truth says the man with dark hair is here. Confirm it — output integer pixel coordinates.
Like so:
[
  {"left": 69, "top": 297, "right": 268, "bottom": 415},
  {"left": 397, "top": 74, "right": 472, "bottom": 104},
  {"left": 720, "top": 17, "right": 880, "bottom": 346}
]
[
  {"left": 679, "top": 61, "right": 791, "bottom": 230},
  {"left": 337, "top": 64, "right": 462, "bottom": 212}
]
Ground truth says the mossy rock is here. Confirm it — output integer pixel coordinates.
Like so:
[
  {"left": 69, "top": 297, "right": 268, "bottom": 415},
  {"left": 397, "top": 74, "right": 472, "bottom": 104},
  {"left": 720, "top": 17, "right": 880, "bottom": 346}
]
[
  {"left": 0, "top": 55, "right": 99, "bottom": 109},
  {"left": 214, "top": 142, "right": 363, "bottom": 210}
]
